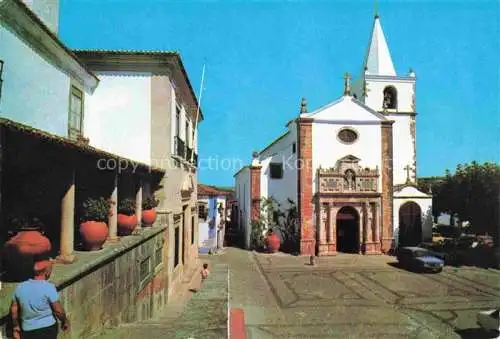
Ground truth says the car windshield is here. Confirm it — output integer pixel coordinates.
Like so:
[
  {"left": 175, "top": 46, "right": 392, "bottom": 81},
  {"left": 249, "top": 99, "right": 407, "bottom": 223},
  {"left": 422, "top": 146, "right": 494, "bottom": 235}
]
[{"left": 414, "top": 250, "right": 430, "bottom": 257}]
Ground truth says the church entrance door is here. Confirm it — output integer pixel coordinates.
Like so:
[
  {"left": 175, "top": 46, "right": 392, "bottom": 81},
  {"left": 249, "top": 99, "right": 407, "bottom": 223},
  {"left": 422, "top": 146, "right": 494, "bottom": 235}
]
[
  {"left": 336, "top": 206, "right": 360, "bottom": 253},
  {"left": 398, "top": 202, "right": 422, "bottom": 247}
]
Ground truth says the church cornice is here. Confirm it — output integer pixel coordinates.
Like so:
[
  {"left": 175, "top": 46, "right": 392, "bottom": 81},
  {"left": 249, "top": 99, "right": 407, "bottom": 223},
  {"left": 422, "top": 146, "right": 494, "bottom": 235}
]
[{"left": 365, "top": 75, "right": 416, "bottom": 82}]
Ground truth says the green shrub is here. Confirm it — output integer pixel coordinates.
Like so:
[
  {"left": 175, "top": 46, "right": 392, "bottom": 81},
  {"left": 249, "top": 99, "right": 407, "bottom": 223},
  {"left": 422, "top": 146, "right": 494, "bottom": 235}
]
[
  {"left": 81, "top": 197, "right": 111, "bottom": 222},
  {"left": 142, "top": 197, "right": 159, "bottom": 210},
  {"left": 118, "top": 198, "right": 136, "bottom": 216}
]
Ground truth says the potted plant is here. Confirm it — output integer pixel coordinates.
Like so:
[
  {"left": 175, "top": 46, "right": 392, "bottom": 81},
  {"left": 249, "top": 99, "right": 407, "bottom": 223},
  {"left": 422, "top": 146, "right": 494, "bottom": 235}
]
[
  {"left": 2, "top": 216, "right": 52, "bottom": 281},
  {"left": 79, "top": 197, "right": 111, "bottom": 251},
  {"left": 142, "top": 197, "right": 159, "bottom": 227},
  {"left": 117, "top": 198, "right": 137, "bottom": 235}
]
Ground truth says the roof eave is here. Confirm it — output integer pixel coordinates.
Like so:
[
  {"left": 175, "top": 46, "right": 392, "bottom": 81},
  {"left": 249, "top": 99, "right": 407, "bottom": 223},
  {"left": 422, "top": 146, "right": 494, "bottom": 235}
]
[{"left": 2, "top": 0, "right": 99, "bottom": 92}]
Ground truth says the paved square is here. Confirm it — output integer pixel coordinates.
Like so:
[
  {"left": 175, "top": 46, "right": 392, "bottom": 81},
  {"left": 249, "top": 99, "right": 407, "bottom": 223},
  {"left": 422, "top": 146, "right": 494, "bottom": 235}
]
[{"left": 227, "top": 250, "right": 500, "bottom": 339}]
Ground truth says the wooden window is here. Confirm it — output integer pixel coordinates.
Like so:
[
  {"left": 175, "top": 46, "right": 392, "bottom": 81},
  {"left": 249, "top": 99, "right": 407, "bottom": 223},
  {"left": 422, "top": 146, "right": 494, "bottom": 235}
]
[
  {"left": 155, "top": 247, "right": 163, "bottom": 268},
  {"left": 270, "top": 163, "right": 283, "bottom": 179},
  {"left": 68, "top": 86, "right": 83, "bottom": 140}
]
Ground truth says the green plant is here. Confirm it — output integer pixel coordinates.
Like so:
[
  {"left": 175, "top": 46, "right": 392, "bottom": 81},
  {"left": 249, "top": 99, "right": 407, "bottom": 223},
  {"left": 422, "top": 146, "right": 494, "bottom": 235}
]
[
  {"left": 118, "top": 198, "right": 136, "bottom": 216},
  {"left": 81, "top": 197, "right": 111, "bottom": 223},
  {"left": 142, "top": 196, "right": 159, "bottom": 210},
  {"left": 250, "top": 219, "right": 267, "bottom": 249}
]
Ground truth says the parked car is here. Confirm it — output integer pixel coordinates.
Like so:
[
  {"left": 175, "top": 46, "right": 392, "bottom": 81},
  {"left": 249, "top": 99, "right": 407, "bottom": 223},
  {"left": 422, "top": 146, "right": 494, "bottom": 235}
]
[
  {"left": 477, "top": 308, "right": 499, "bottom": 334},
  {"left": 396, "top": 247, "right": 444, "bottom": 273}
]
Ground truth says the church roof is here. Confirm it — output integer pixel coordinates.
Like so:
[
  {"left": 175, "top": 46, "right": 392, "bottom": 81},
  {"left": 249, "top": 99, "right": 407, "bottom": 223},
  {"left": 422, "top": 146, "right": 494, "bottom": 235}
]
[
  {"left": 300, "top": 95, "right": 389, "bottom": 122},
  {"left": 363, "top": 16, "right": 396, "bottom": 76}
]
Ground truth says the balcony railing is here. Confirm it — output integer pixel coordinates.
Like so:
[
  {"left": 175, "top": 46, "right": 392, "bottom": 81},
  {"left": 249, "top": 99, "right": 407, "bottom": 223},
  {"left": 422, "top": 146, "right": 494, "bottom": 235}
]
[{"left": 175, "top": 136, "right": 185, "bottom": 158}]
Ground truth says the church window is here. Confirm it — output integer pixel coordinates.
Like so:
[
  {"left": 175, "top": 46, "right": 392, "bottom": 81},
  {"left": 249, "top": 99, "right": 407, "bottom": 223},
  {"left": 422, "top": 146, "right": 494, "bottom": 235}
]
[
  {"left": 383, "top": 86, "right": 397, "bottom": 109},
  {"left": 270, "top": 163, "right": 283, "bottom": 179},
  {"left": 338, "top": 128, "right": 358, "bottom": 144}
]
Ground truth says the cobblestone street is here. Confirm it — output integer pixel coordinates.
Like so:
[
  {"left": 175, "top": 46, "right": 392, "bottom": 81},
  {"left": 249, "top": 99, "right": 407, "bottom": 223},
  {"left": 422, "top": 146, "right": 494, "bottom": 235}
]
[{"left": 209, "top": 248, "right": 500, "bottom": 339}]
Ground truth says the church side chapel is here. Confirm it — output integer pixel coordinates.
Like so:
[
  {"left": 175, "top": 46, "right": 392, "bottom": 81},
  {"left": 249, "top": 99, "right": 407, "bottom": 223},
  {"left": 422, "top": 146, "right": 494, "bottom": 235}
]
[{"left": 235, "top": 12, "right": 432, "bottom": 255}]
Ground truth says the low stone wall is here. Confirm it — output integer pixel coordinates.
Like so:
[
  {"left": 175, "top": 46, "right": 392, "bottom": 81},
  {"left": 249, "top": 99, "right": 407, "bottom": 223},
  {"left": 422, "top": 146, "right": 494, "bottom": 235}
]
[{"left": 0, "top": 225, "right": 195, "bottom": 338}]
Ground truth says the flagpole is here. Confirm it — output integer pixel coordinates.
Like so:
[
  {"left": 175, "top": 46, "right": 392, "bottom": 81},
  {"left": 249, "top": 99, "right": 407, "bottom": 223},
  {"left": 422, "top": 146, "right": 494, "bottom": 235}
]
[{"left": 191, "top": 63, "right": 205, "bottom": 164}]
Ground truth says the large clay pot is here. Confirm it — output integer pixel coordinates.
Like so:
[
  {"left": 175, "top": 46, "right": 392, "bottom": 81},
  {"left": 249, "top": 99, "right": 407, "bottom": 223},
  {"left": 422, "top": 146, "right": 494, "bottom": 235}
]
[
  {"left": 4, "top": 227, "right": 52, "bottom": 257},
  {"left": 142, "top": 209, "right": 157, "bottom": 227},
  {"left": 265, "top": 232, "right": 281, "bottom": 253},
  {"left": 2, "top": 227, "right": 52, "bottom": 281},
  {"left": 117, "top": 214, "right": 137, "bottom": 236},
  {"left": 80, "top": 221, "right": 108, "bottom": 251}
]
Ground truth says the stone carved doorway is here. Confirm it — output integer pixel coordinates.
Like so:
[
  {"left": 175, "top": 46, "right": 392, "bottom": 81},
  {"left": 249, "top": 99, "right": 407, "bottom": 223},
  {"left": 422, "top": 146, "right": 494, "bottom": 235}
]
[
  {"left": 398, "top": 201, "right": 422, "bottom": 247},
  {"left": 336, "top": 206, "right": 360, "bottom": 253}
]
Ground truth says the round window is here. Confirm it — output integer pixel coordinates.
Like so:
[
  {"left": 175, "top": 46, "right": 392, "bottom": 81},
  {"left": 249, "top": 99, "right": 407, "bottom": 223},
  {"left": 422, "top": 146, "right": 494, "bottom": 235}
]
[{"left": 338, "top": 128, "right": 358, "bottom": 144}]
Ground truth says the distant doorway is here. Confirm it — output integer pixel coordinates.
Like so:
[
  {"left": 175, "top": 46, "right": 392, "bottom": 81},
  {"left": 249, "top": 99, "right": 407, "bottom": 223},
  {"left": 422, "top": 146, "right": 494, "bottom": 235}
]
[
  {"left": 336, "top": 206, "right": 360, "bottom": 253},
  {"left": 399, "top": 202, "right": 422, "bottom": 247}
]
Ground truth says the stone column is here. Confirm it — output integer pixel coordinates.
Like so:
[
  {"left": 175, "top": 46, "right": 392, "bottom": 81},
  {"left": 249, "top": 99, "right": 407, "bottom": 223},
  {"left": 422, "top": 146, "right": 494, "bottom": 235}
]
[
  {"left": 58, "top": 169, "right": 76, "bottom": 263},
  {"left": 381, "top": 120, "right": 394, "bottom": 253},
  {"left": 108, "top": 173, "right": 118, "bottom": 241},
  {"left": 365, "top": 202, "right": 373, "bottom": 243},
  {"left": 297, "top": 117, "right": 315, "bottom": 255},
  {"left": 329, "top": 205, "right": 337, "bottom": 244},
  {"left": 135, "top": 177, "right": 143, "bottom": 230}
]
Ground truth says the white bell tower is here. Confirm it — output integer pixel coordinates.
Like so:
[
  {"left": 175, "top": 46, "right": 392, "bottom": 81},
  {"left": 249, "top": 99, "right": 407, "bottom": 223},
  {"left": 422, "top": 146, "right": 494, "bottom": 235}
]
[{"left": 353, "top": 13, "right": 418, "bottom": 185}]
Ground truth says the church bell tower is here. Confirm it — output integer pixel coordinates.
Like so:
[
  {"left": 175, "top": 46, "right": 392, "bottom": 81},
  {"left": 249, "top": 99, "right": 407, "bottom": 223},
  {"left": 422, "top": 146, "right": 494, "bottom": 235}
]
[{"left": 353, "top": 13, "right": 418, "bottom": 186}]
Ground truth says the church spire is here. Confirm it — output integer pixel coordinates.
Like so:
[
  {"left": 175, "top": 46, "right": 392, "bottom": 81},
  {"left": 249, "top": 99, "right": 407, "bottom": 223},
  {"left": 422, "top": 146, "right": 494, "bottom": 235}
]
[{"left": 363, "top": 14, "right": 396, "bottom": 76}]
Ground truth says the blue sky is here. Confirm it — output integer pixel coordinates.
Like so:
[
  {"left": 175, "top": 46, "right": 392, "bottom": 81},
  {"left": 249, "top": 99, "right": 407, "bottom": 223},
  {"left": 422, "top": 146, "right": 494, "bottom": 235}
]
[{"left": 60, "top": 0, "right": 499, "bottom": 186}]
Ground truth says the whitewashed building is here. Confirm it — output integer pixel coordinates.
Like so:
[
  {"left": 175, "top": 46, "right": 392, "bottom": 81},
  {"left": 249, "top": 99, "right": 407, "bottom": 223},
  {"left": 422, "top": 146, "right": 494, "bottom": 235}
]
[{"left": 234, "top": 14, "right": 432, "bottom": 254}]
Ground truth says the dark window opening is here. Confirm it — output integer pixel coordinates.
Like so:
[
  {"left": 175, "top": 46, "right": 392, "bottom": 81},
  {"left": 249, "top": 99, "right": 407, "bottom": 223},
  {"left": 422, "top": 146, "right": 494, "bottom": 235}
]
[
  {"left": 155, "top": 247, "right": 163, "bottom": 267},
  {"left": 383, "top": 86, "right": 398, "bottom": 109},
  {"left": 292, "top": 142, "right": 296, "bottom": 154},
  {"left": 175, "top": 106, "right": 180, "bottom": 137},
  {"left": 199, "top": 204, "right": 207, "bottom": 220},
  {"left": 174, "top": 226, "right": 180, "bottom": 267},
  {"left": 270, "top": 163, "right": 283, "bottom": 179},
  {"left": 191, "top": 215, "right": 195, "bottom": 245}
]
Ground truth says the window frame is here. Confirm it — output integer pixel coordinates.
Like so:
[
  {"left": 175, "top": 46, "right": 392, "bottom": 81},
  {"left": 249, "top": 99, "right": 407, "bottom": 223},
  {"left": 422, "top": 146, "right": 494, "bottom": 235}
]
[
  {"left": 269, "top": 162, "right": 284, "bottom": 179},
  {"left": 68, "top": 85, "right": 84, "bottom": 139}
]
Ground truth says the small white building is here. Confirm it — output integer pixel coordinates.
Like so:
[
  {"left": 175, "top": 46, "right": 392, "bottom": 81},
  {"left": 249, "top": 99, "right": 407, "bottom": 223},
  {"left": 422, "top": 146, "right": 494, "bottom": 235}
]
[{"left": 234, "top": 13, "right": 432, "bottom": 255}]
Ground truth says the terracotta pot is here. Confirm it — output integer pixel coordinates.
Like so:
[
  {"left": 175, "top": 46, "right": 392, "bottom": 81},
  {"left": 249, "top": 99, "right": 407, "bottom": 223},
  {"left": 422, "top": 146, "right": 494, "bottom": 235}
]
[
  {"left": 117, "top": 214, "right": 137, "bottom": 236},
  {"left": 142, "top": 209, "right": 157, "bottom": 227},
  {"left": 80, "top": 221, "right": 108, "bottom": 251},
  {"left": 3, "top": 227, "right": 52, "bottom": 257},
  {"left": 2, "top": 227, "right": 52, "bottom": 281},
  {"left": 265, "top": 232, "right": 281, "bottom": 253}
]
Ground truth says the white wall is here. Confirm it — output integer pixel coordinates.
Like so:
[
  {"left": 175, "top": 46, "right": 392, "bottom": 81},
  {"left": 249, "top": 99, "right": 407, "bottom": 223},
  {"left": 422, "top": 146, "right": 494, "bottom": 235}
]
[
  {"left": 84, "top": 72, "right": 152, "bottom": 165},
  {"left": 312, "top": 122, "right": 383, "bottom": 195},
  {"left": 259, "top": 126, "right": 298, "bottom": 209},
  {"left": 363, "top": 76, "right": 415, "bottom": 113},
  {"left": 0, "top": 24, "right": 70, "bottom": 137},
  {"left": 393, "top": 197, "right": 433, "bottom": 247},
  {"left": 389, "top": 114, "right": 415, "bottom": 185},
  {"left": 235, "top": 167, "right": 251, "bottom": 248}
]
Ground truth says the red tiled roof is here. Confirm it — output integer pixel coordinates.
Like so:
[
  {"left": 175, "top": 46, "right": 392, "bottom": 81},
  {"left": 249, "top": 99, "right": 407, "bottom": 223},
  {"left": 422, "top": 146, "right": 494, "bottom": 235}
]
[{"left": 198, "top": 184, "right": 232, "bottom": 196}]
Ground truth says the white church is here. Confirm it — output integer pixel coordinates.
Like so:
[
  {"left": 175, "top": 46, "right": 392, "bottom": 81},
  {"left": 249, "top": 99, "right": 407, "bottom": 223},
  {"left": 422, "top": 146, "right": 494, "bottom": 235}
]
[{"left": 234, "top": 13, "right": 433, "bottom": 255}]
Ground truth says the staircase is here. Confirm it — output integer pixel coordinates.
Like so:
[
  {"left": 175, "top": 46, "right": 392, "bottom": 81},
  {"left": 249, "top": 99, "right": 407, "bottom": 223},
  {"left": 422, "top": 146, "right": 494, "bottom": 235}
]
[{"left": 97, "top": 264, "right": 229, "bottom": 339}]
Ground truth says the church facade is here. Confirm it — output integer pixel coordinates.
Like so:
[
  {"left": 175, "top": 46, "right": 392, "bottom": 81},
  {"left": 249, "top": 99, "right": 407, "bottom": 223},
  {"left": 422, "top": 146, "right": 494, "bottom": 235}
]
[{"left": 234, "top": 14, "right": 432, "bottom": 255}]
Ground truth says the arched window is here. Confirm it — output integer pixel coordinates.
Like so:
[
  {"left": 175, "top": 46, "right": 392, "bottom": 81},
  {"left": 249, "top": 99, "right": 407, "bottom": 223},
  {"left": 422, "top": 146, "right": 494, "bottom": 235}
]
[{"left": 383, "top": 86, "right": 398, "bottom": 109}]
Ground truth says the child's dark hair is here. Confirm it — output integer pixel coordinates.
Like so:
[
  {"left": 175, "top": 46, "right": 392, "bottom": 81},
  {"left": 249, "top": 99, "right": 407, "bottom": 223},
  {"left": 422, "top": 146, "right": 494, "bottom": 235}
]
[{"left": 203, "top": 263, "right": 208, "bottom": 269}]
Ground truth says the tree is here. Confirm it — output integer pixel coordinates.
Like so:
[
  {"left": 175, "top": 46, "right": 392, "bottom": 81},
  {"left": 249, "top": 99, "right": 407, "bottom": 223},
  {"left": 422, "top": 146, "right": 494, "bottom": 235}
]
[{"left": 430, "top": 162, "right": 500, "bottom": 241}]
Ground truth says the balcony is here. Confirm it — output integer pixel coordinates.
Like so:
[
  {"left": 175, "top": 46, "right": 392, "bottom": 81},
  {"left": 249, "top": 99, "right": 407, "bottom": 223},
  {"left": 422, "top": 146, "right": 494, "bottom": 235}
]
[{"left": 175, "top": 136, "right": 185, "bottom": 158}]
